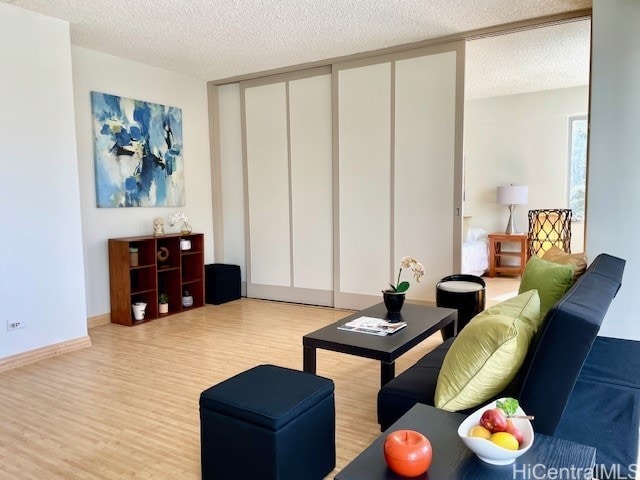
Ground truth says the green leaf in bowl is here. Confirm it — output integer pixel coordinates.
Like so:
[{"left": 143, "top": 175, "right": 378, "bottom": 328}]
[{"left": 496, "top": 398, "right": 519, "bottom": 416}]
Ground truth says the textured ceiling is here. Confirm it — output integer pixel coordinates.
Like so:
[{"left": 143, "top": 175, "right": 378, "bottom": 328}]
[
  {"left": 3, "top": 0, "right": 590, "bottom": 83},
  {"left": 466, "top": 19, "right": 591, "bottom": 99}
]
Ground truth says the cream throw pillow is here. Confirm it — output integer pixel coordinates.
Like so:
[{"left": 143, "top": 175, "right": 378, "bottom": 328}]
[
  {"left": 543, "top": 246, "right": 588, "bottom": 282},
  {"left": 435, "top": 290, "right": 541, "bottom": 412}
]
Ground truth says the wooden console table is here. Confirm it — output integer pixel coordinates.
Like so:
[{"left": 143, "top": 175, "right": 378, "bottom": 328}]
[
  {"left": 488, "top": 233, "right": 528, "bottom": 277},
  {"left": 336, "top": 403, "right": 595, "bottom": 480}
]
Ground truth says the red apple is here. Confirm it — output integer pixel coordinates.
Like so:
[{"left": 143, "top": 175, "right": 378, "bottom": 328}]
[
  {"left": 480, "top": 408, "right": 507, "bottom": 432},
  {"left": 505, "top": 419, "right": 524, "bottom": 446},
  {"left": 384, "top": 430, "right": 433, "bottom": 477}
]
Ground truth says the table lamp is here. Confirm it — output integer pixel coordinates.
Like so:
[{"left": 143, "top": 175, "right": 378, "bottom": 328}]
[
  {"left": 497, "top": 185, "right": 528, "bottom": 235},
  {"left": 528, "top": 209, "right": 572, "bottom": 257}
]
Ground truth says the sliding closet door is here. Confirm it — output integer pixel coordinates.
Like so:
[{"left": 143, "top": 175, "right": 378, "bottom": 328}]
[
  {"left": 335, "top": 44, "right": 464, "bottom": 309},
  {"left": 244, "top": 83, "right": 291, "bottom": 287},
  {"left": 243, "top": 69, "right": 333, "bottom": 305},
  {"left": 394, "top": 49, "right": 460, "bottom": 301},
  {"left": 289, "top": 75, "right": 333, "bottom": 293},
  {"left": 336, "top": 62, "right": 392, "bottom": 309}
]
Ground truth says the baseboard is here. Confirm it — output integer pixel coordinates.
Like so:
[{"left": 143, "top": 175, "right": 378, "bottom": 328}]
[
  {"left": 88, "top": 313, "right": 111, "bottom": 329},
  {"left": 0, "top": 335, "right": 92, "bottom": 373},
  {"left": 246, "top": 284, "right": 333, "bottom": 307}
]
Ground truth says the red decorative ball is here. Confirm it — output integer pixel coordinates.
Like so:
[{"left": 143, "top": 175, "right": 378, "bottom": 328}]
[{"left": 384, "top": 429, "right": 433, "bottom": 477}]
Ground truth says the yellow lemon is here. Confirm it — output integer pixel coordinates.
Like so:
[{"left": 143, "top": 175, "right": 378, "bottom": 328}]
[
  {"left": 468, "top": 425, "right": 492, "bottom": 439},
  {"left": 489, "top": 432, "right": 519, "bottom": 451}
]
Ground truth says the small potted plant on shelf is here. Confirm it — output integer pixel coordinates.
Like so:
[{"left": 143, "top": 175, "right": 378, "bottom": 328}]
[{"left": 159, "top": 293, "right": 169, "bottom": 314}]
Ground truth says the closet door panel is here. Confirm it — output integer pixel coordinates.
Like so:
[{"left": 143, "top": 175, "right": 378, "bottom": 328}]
[
  {"left": 245, "top": 82, "right": 291, "bottom": 287},
  {"left": 289, "top": 74, "right": 333, "bottom": 291},
  {"left": 395, "top": 52, "right": 458, "bottom": 302},
  {"left": 338, "top": 62, "right": 392, "bottom": 299},
  {"left": 217, "top": 84, "right": 246, "bottom": 280}
]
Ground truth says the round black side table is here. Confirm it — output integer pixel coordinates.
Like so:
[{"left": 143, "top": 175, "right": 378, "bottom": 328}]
[{"left": 436, "top": 274, "right": 486, "bottom": 341}]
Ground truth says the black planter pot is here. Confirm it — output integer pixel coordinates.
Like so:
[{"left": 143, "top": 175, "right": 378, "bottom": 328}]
[{"left": 382, "top": 290, "right": 406, "bottom": 314}]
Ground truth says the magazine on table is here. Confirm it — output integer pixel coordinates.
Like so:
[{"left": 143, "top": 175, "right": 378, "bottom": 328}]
[{"left": 337, "top": 316, "right": 407, "bottom": 336}]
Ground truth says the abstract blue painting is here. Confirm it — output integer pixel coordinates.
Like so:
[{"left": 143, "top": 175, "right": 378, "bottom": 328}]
[{"left": 90, "top": 92, "right": 184, "bottom": 207}]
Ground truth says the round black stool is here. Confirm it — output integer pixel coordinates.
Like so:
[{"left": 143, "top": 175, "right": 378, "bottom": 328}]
[{"left": 436, "top": 274, "right": 486, "bottom": 341}]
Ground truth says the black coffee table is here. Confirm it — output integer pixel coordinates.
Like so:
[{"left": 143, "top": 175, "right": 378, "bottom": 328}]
[
  {"left": 335, "top": 403, "right": 596, "bottom": 480},
  {"left": 303, "top": 303, "right": 457, "bottom": 387}
]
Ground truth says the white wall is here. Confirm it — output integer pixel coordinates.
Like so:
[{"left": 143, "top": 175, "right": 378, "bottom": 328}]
[
  {"left": 72, "top": 47, "right": 214, "bottom": 318},
  {"left": 589, "top": 0, "right": 640, "bottom": 340},
  {"left": 464, "top": 86, "right": 588, "bottom": 251},
  {"left": 0, "top": 5, "right": 87, "bottom": 358}
]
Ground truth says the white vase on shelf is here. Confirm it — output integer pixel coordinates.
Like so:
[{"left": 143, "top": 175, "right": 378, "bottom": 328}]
[
  {"left": 132, "top": 302, "right": 147, "bottom": 321},
  {"left": 182, "top": 291, "right": 193, "bottom": 308}
]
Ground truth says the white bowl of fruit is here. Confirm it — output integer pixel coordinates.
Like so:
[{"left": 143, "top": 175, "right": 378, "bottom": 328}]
[{"left": 457, "top": 397, "right": 534, "bottom": 465}]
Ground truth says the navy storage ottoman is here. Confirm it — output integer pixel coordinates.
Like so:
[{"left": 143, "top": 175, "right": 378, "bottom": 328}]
[
  {"left": 205, "top": 263, "right": 241, "bottom": 304},
  {"left": 200, "top": 364, "right": 335, "bottom": 480}
]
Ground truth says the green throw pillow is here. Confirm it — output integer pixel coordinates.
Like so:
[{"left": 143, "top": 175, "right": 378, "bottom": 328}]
[
  {"left": 519, "top": 255, "right": 574, "bottom": 318},
  {"left": 434, "top": 290, "right": 541, "bottom": 412}
]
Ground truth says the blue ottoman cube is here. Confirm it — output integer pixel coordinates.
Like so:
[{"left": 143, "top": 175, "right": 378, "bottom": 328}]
[
  {"left": 200, "top": 364, "right": 335, "bottom": 480},
  {"left": 205, "top": 264, "right": 241, "bottom": 305}
]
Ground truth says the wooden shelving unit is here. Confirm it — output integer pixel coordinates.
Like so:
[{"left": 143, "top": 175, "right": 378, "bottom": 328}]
[{"left": 108, "top": 233, "right": 205, "bottom": 326}]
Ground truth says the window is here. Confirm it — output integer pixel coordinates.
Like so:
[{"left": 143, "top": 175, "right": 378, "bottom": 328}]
[{"left": 568, "top": 116, "right": 588, "bottom": 221}]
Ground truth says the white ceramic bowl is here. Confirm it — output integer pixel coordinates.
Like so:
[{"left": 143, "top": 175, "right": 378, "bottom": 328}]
[{"left": 457, "top": 398, "right": 534, "bottom": 465}]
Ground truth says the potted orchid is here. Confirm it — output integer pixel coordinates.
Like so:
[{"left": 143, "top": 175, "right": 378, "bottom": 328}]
[
  {"left": 383, "top": 256, "right": 425, "bottom": 313},
  {"left": 169, "top": 212, "right": 192, "bottom": 235}
]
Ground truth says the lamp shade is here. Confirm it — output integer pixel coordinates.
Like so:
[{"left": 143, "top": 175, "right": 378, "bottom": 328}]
[
  {"left": 497, "top": 185, "right": 528, "bottom": 205},
  {"left": 528, "top": 209, "right": 572, "bottom": 257}
]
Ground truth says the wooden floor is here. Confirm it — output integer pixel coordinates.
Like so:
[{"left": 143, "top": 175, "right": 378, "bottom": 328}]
[
  {"left": 483, "top": 275, "right": 520, "bottom": 306},
  {"left": 0, "top": 299, "right": 448, "bottom": 479},
  {"left": 0, "top": 275, "right": 520, "bottom": 479}
]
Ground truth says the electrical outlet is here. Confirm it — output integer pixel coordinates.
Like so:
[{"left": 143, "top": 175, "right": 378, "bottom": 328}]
[{"left": 7, "top": 320, "right": 25, "bottom": 332}]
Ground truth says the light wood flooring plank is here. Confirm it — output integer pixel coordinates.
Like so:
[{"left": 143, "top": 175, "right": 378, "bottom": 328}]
[{"left": 0, "top": 298, "right": 442, "bottom": 479}]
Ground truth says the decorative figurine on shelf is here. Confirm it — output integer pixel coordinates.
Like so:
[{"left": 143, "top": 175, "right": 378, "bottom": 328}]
[
  {"left": 182, "top": 290, "right": 194, "bottom": 308},
  {"left": 153, "top": 217, "right": 165, "bottom": 237},
  {"left": 169, "top": 212, "right": 192, "bottom": 235}
]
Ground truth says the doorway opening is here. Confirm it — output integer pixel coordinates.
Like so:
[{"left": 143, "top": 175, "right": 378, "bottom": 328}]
[{"left": 462, "top": 19, "right": 591, "bottom": 301}]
